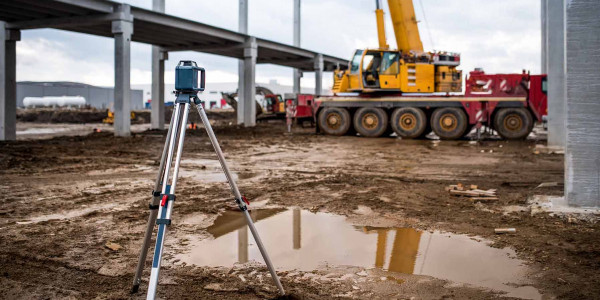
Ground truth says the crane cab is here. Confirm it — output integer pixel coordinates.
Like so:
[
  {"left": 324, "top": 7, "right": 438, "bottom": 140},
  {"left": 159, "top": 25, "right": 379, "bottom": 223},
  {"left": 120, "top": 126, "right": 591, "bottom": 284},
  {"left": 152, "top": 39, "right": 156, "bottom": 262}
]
[{"left": 333, "top": 49, "right": 462, "bottom": 95}]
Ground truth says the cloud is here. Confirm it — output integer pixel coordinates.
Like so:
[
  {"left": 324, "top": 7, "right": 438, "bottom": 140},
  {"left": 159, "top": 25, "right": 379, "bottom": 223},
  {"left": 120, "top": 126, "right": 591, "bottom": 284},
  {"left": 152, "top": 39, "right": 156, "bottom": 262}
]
[{"left": 16, "top": 0, "right": 542, "bottom": 91}]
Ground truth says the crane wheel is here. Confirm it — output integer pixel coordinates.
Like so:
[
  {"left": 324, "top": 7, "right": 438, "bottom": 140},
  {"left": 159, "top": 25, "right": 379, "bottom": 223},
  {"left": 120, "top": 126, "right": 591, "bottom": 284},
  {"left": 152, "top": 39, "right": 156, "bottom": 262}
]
[
  {"left": 431, "top": 107, "right": 468, "bottom": 140},
  {"left": 318, "top": 107, "right": 351, "bottom": 136},
  {"left": 390, "top": 107, "right": 427, "bottom": 139},
  {"left": 353, "top": 107, "right": 388, "bottom": 137},
  {"left": 494, "top": 108, "right": 533, "bottom": 139}
]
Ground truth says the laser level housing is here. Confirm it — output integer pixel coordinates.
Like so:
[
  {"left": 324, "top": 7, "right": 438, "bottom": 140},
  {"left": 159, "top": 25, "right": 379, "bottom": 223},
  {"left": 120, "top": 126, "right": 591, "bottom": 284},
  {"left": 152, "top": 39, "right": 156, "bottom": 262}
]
[{"left": 175, "top": 60, "right": 205, "bottom": 93}]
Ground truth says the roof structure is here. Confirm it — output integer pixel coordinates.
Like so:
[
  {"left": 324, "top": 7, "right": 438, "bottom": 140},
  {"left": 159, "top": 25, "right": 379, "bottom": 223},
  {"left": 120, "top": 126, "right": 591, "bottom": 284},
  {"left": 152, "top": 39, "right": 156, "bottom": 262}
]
[{"left": 0, "top": 0, "right": 348, "bottom": 71}]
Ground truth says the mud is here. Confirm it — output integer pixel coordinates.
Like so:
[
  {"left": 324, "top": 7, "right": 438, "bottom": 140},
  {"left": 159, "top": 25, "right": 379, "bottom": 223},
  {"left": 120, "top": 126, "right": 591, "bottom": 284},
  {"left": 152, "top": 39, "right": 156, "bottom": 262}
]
[{"left": 1, "top": 120, "right": 599, "bottom": 299}]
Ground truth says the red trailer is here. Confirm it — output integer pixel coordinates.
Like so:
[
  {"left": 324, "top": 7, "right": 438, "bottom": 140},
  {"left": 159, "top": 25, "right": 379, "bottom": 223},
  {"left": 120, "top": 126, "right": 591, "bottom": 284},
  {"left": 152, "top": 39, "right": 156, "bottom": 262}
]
[
  {"left": 315, "top": 69, "right": 547, "bottom": 140},
  {"left": 285, "top": 93, "right": 317, "bottom": 126}
]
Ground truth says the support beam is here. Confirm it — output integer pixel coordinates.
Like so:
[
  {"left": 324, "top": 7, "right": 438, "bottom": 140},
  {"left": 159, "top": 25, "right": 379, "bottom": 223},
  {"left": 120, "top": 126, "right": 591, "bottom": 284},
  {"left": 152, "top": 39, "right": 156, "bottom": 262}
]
[
  {"left": 241, "top": 37, "right": 257, "bottom": 127},
  {"left": 151, "top": 0, "right": 165, "bottom": 130},
  {"left": 112, "top": 4, "right": 133, "bottom": 137},
  {"left": 292, "top": 0, "right": 301, "bottom": 93},
  {"left": 5, "top": 12, "right": 132, "bottom": 30},
  {"left": 547, "top": 0, "right": 565, "bottom": 148},
  {"left": 237, "top": 0, "right": 248, "bottom": 125},
  {"left": 565, "top": 0, "right": 600, "bottom": 208},
  {"left": 314, "top": 53, "right": 323, "bottom": 96},
  {"left": 541, "top": 0, "right": 548, "bottom": 74},
  {"left": 0, "top": 22, "right": 19, "bottom": 141}
]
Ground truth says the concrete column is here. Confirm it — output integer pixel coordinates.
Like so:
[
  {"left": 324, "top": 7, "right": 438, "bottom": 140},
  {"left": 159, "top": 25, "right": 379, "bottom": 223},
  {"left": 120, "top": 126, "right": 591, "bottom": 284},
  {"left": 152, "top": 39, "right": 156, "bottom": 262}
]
[
  {"left": 112, "top": 4, "right": 133, "bottom": 137},
  {"left": 541, "top": 0, "right": 548, "bottom": 74},
  {"left": 151, "top": 0, "right": 166, "bottom": 130},
  {"left": 314, "top": 54, "right": 323, "bottom": 96},
  {"left": 292, "top": 0, "right": 301, "bottom": 93},
  {"left": 547, "top": 0, "right": 566, "bottom": 148},
  {"left": 241, "top": 37, "right": 257, "bottom": 127},
  {"left": 0, "top": 22, "right": 19, "bottom": 141},
  {"left": 237, "top": 0, "right": 248, "bottom": 125},
  {"left": 565, "top": 0, "right": 600, "bottom": 208}
]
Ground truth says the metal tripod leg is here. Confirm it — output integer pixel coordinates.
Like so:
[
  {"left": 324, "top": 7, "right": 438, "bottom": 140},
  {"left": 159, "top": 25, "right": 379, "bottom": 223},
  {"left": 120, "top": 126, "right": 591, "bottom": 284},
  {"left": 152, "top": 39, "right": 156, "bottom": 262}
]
[
  {"left": 147, "top": 103, "right": 190, "bottom": 300},
  {"left": 194, "top": 102, "right": 286, "bottom": 295},
  {"left": 131, "top": 108, "right": 177, "bottom": 293}
]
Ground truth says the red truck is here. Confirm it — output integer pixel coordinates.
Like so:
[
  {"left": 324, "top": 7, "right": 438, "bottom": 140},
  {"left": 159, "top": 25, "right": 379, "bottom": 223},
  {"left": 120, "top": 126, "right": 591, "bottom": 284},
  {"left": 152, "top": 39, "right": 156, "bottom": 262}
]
[{"left": 315, "top": 69, "right": 547, "bottom": 140}]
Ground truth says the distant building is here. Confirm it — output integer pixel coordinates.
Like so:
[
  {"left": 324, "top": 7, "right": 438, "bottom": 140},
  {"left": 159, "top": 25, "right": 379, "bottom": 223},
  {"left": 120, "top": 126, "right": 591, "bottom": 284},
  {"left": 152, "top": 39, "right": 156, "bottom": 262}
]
[{"left": 17, "top": 81, "right": 144, "bottom": 110}]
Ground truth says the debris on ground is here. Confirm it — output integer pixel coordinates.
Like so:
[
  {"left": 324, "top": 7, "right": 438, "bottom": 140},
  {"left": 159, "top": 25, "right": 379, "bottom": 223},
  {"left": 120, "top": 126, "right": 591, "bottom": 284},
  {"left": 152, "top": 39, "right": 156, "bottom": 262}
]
[
  {"left": 104, "top": 241, "right": 122, "bottom": 251},
  {"left": 446, "top": 183, "right": 497, "bottom": 201},
  {"left": 494, "top": 228, "right": 517, "bottom": 234}
]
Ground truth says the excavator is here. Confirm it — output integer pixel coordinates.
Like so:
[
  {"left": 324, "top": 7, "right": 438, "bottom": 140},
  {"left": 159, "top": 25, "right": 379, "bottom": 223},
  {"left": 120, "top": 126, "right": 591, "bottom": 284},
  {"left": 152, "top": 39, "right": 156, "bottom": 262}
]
[
  {"left": 332, "top": 0, "right": 462, "bottom": 94},
  {"left": 316, "top": 0, "right": 547, "bottom": 140}
]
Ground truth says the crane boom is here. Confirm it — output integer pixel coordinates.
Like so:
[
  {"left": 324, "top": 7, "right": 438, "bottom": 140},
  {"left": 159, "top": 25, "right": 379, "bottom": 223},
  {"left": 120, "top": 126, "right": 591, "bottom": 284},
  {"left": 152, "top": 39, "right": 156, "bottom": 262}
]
[
  {"left": 375, "top": 0, "right": 389, "bottom": 49},
  {"left": 387, "top": 0, "right": 423, "bottom": 52}
]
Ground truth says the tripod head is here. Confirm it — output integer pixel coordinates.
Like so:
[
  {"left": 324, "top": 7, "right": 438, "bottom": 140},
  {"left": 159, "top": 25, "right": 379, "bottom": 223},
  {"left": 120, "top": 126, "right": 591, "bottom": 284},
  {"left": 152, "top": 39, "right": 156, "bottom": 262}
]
[{"left": 175, "top": 60, "right": 205, "bottom": 104}]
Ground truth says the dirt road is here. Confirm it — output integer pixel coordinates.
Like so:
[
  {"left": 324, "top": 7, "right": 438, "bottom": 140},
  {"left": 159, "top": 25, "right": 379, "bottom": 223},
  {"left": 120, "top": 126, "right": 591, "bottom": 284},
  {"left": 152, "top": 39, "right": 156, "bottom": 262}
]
[{"left": 1, "top": 121, "right": 598, "bottom": 299}]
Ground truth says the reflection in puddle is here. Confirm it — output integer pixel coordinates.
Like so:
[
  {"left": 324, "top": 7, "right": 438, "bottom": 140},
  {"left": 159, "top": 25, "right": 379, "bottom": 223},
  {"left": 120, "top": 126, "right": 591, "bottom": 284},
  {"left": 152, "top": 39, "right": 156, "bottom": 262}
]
[{"left": 176, "top": 209, "right": 541, "bottom": 299}]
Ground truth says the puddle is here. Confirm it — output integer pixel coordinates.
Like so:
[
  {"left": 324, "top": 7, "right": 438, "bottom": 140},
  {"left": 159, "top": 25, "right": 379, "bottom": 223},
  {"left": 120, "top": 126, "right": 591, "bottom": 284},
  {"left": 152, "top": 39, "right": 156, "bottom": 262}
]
[
  {"left": 175, "top": 208, "right": 541, "bottom": 299},
  {"left": 179, "top": 158, "right": 238, "bottom": 183},
  {"left": 17, "top": 203, "right": 117, "bottom": 224},
  {"left": 16, "top": 127, "right": 69, "bottom": 135}
]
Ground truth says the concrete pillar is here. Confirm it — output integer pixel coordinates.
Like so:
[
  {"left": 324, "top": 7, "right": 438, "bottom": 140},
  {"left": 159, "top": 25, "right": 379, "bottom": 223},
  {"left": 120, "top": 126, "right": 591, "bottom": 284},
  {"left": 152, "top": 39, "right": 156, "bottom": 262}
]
[
  {"left": 314, "top": 53, "right": 323, "bottom": 96},
  {"left": 241, "top": 37, "right": 257, "bottom": 127},
  {"left": 541, "top": 0, "right": 548, "bottom": 74},
  {"left": 547, "top": 0, "right": 566, "bottom": 148},
  {"left": 292, "top": 0, "right": 301, "bottom": 93},
  {"left": 151, "top": 0, "right": 166, "bottom": 130},
  {"left": 112, "top": 4, "right": 133, "bottom": 137},
  {"left": 237, "top": 0, "right": 248, "bottom": 125},
  {"left": 565, "top": 0, "right": 600, "bottom": 208},
  {"left": 0, "top": 22, "right": 19, "bottom": 141}
]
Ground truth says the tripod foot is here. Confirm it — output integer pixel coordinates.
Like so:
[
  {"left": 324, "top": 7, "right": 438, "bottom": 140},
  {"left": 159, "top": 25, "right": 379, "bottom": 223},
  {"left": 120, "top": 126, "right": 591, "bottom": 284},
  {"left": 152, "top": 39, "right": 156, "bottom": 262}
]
[{"left": 131, "top": 284, "right": 140, "bottom": 294}]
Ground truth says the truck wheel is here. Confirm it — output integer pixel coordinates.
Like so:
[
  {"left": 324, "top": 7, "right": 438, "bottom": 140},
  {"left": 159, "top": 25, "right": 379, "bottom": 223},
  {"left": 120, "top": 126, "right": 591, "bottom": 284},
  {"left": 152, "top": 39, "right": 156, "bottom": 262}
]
[
  {"left": 494, "top": 108, "right": 533, "bottom": 139},
  {"left": 390, "top": 107, "right": 427, "bottom": 139},
  {"left": 318, "top": 107, "right": 351, "bottom": 136},
  {"left": 431, "top": 107, "right": 468, "bottom": 140},
  {"left": 353, "top": 107, "right": 388, "bottom": 137}
]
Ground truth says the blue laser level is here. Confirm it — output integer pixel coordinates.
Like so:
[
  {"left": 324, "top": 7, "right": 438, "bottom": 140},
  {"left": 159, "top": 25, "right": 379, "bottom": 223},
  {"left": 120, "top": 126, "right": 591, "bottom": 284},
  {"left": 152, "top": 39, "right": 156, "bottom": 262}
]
[{"left": 175, "top": 60, "right": 205, "bottom": 93}]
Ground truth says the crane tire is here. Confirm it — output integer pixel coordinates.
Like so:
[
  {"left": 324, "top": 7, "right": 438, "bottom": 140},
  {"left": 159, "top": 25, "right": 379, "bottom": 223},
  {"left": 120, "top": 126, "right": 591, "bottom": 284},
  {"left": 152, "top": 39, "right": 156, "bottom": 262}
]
[
  {"left": 353, "top": 107, "right": 388, "bottom": 137},
  {"left": 494, "top": 108, "right": 534, "bottom": 140},
  {"left": 318, "top": 107, "right": 351, "bottom": 136},
  {"left": 431, "top": 107, "right": 468, "bottom": 140},
  {"left": 390, "top": 107, "right": 428, "bottom": 139}
]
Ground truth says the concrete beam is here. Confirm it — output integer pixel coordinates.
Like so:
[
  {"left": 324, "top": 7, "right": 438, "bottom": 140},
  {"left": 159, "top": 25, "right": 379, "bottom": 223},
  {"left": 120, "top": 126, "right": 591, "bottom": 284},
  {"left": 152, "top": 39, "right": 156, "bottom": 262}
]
[
  {"left": 5, "top": 12, "right": 132, "bottom": 30},
  {"left": 150, "top": 0, "right": 165, "bottom": 130},
  {"left": 314, "top": 53, "right": 323, "bottom": 96},
  {"left": 241, "top": 37, "right": 257, "bottom": 127},
  {"left": 292, "top": 0, "right": 301, "bottom": 93},
  {"left": 112, "top": 4, "right": 133, "bottom": 137},
  {"left": 565, "top": 0, "right": 600, "bottom": 208},
  {"left": 0, "top": 22, "right": 19, "bottom": 141},
  {"left": 237, "top": 0, "right": 248, "bottom": 125},
  {"left": 547, "top": 0, "right": 566, "bottom": 148}
]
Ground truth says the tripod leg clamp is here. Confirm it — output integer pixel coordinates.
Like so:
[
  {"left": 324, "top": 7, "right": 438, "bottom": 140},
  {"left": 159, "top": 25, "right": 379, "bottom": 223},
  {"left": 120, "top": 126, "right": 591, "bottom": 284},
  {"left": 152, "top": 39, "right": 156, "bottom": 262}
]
[
  {"left": 160, "top": 194, "right": 176, "bottom": 207},
  {"left": 149, "top": 190, "right": 162, "bottom": 210},
  {"left": 156, "top": 219, "right": 171, "bottom": 225},
  {"left": 235, "top": 196, "right": 249, "bottom": 211}
]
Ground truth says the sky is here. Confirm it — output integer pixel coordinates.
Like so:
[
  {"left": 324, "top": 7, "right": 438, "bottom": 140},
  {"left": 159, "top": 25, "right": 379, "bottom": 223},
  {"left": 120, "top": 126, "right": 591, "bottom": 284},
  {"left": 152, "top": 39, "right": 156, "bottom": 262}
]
[{"left": 16, "top": 0, "right": 541, "bottom": 90}]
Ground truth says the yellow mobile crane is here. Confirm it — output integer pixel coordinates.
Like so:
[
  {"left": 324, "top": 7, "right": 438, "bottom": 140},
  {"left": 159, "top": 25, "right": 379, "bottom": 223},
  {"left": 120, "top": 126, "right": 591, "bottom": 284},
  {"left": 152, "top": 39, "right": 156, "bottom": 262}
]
[{"left": 332, "top": 0, "right": 462, "bottom": 94}]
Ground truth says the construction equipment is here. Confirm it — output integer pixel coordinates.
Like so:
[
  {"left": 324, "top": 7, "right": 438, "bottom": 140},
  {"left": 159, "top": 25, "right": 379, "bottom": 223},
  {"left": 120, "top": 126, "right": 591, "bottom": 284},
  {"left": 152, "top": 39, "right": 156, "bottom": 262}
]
[
  {"left": 332, "top": 0, "right": 461, "bottom": 94},
  {"left": 317, "top": 0, "right": 547, "bottom": 140},
  {"left": 102, "top": 109, "right": 135, "bottom": 124},
  {"left": 130, "top": 61, "right": 284, "bottom": 298}
]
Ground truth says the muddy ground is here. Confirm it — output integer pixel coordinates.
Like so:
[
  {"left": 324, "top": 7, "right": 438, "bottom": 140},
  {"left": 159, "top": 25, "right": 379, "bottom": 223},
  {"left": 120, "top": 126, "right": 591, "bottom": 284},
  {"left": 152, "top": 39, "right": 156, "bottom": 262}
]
[{"left": 1, "top": 119, "right": 599, "bottom": 299}]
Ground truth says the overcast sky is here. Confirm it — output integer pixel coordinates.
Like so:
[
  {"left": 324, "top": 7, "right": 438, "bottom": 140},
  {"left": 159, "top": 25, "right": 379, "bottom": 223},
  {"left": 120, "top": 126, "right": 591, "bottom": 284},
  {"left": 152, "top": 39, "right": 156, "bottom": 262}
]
[{"left": 16, "top": 0, "right": 541, "bottom": 89}]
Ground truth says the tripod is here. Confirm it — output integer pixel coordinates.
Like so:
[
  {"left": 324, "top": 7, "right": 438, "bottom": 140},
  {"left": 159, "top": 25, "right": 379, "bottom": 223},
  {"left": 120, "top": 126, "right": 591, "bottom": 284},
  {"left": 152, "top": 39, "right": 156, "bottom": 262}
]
[{"left": 130, "top": 61, "right": 284, "bottom": 299}]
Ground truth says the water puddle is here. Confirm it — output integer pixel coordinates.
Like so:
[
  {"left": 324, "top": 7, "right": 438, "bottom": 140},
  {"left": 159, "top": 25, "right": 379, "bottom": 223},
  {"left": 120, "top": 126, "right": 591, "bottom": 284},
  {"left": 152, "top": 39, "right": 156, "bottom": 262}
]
[
  {"left": 178, "top": 158, "right": 238, "bottom": 183},
  {"left": 175, "top": 208, "right": 541, "bottom": 299}
]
